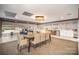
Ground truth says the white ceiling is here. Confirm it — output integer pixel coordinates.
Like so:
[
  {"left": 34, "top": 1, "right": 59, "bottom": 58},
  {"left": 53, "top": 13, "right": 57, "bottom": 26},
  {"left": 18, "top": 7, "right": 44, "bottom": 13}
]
[{"left": 0, "top": 4, "right": 78, "bottom": 23}]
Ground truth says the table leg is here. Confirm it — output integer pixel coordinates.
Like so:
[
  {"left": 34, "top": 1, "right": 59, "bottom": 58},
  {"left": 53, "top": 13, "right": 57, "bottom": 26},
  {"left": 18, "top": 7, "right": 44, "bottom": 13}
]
[{"left": 28, "top": 39, "right": 31, "bottom": 53}]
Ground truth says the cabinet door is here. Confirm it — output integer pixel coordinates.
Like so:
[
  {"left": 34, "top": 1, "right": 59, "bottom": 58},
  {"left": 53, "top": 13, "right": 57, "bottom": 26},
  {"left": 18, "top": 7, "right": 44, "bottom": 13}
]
[
  {"left": 66, "top": 22, "right": 73, "bottom": 30},
  {"left": 60, "top": 23, "right": 65, "bottom": 29},
  {"left": 73, "top": 22, "right": 77, "bottom": 29}
]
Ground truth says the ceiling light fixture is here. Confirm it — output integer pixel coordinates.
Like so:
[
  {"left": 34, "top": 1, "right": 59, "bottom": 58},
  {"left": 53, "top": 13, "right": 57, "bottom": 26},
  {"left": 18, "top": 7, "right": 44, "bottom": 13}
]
[{"left": 35, "top": 16, "right": 44, "bottom": 21}]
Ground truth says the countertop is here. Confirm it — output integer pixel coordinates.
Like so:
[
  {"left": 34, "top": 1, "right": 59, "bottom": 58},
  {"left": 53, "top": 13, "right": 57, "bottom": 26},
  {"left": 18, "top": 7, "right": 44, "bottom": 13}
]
[{"left": 51, "top": 35, "right": 78, "bottom": 42}]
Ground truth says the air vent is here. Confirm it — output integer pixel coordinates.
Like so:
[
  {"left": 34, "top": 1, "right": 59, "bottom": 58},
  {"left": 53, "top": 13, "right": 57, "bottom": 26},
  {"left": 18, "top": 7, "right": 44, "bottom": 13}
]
[
  {"left": 23, "top": 11, "right": 33, "bottom": 16},
  {"left": 4, "top": 11, "right": 16, "bottom": 18}
]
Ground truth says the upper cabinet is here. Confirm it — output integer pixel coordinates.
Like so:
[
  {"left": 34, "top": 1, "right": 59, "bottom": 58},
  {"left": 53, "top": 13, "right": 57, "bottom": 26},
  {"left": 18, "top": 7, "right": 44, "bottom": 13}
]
[
  {"left": 43, "top": 20, "right": 78, "bottom": 30},
  {"left": 52, "top": 23, "right": 58, "bottom": 29},
  {"left": 59, "top": 21, "right": 78, "bottom": 30}
]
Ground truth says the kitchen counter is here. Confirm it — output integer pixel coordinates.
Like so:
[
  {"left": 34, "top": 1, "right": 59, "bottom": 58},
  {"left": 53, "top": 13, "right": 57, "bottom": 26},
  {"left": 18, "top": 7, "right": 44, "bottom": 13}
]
[{"left": 51, "top": 35, "right": 78, "bottom": 42}]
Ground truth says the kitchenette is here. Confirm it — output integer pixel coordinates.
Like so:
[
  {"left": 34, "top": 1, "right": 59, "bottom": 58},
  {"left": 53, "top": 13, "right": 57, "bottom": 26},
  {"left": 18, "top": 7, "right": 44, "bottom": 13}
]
[{"left": 38, "top": 19, "right": 78, "bottom": 42}]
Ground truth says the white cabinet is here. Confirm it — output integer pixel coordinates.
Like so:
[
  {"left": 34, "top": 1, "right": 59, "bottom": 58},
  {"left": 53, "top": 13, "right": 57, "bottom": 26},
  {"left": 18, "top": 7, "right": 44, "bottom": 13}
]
[
  {"left": 52, "top": 23, "right": 58, "bottom": 29},
  {"left": 73, "top": 22, "right": 77, "bottom": 29},
  {"left": 66, "top": 22, "right": 72, "bottom": 29},
  {"left": 58, "top": 21, "right": 77, "bottom": 30},
  {"left": 39, "top": 20, "right": 78, "bottom": 30}
]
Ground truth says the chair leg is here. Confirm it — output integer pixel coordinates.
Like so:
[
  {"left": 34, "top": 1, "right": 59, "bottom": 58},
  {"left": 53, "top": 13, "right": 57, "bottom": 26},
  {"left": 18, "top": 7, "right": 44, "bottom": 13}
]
[
  {"left": 17, "top": 44, "right": 21, "bottom": 51},
  {"left": 17, "top": 44, "right": 19, "bottom": 49}
]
